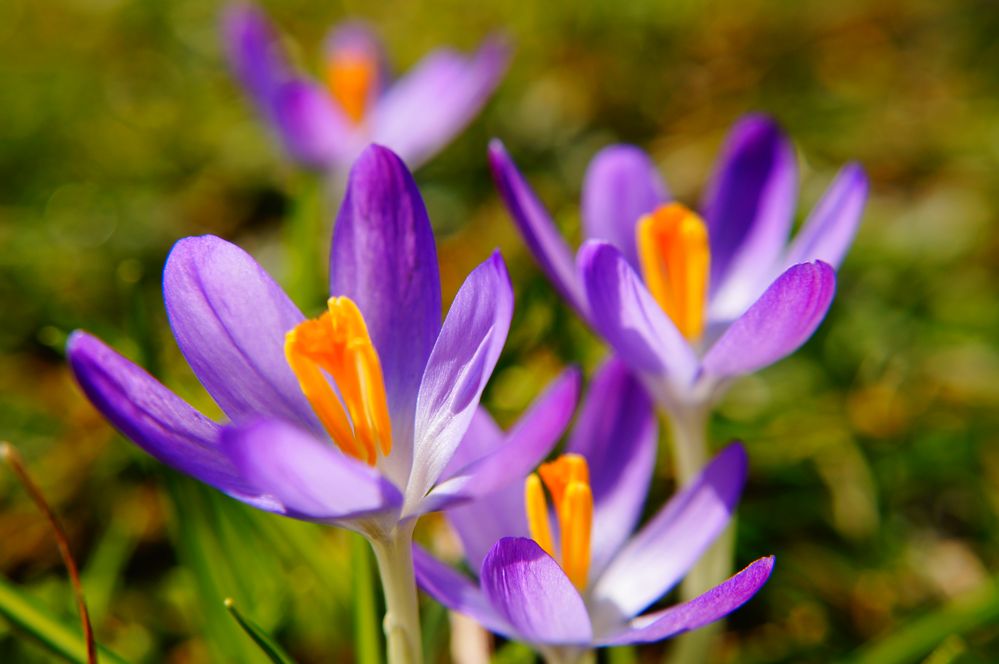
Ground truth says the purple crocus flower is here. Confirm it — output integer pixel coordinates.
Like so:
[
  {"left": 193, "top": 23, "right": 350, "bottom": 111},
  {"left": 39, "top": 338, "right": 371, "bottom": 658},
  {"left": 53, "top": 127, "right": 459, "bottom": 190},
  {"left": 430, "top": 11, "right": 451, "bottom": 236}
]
[
  {"left": 66, "top": 144, "right": 583, "bottom": 534},
  {"left": 489, "top": 115, "right": 868, "bottom": 414},
  {"left": 415, "top": 360, "right": 773, "bottom": 662},
  {"left": 224, "top": 4, "right": 508, "bottom": 172}
]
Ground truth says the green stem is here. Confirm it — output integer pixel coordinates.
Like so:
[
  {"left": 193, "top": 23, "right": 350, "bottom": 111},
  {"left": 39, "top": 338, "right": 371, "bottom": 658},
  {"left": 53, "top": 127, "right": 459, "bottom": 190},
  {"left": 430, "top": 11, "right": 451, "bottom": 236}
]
[
  {"left": 541, "top": 646, "right": 594, "bottom": 664},
  {"left": 663, "top": 404, "right": 735, "bottom": 664},
  {"left": 369, "top": 521, "right": 423, "bottom": 664}
]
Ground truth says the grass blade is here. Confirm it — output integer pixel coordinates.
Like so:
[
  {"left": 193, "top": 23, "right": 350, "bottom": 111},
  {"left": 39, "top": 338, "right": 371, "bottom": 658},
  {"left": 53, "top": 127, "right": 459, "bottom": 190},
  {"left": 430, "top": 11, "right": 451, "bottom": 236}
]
[
  {"left": 224, "top": 598, "right": 296, "bottom": 664},
  {"left": 0, "top": 577, "right": 128, "bottom": 664}
]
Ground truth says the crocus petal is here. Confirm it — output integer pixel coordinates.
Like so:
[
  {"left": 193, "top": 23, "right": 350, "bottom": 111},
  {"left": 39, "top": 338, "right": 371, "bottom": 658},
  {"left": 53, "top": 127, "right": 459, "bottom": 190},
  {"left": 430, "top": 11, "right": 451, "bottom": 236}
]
[
  {"left": 581, "top": 145, "right": 670, "bottom": 268},
  {"left": 704, "top": 115, "right": 797, "bottom": 308},
  {"left": 783, "top": 163, "right": 869, "bottom": 270},
  {"left": 408, "top": 252, "right": 513, "bottom": 508},
  {"left": 372, "top": 38, "right": 508, "bottom": 169},
  {"left": 590, "top": 443, "right": 747, "bottom": 622},
  {"left": 441, "top": 413, "right": 529, "bottom": 570},
  {"left": 66, "top": 331, "right": 279, "bottom": 509},
  {"left": 222, "top": 5, "right": 289, "bottom": 107},
  {"left": 221, "top": 418, "right": 402, "bottom": 522},
  {"left": 447, "top": 481, "right": 528, "bottom": 573},
  {"left": 480, "top": 538, "right": 593, "bottom": 645},
  {"left": 701, "top": 261, "right": 836, "bottom": 379},
  {"left": 162, "top": 235, "right": 321, "bottom": 432},
  {"left": 413, "top": 545, "right": 515, "bottom": 637},
  {"left": 271, "top": 79, "right": 352, "bottom": 170},
  {"left": 577, "top": 241, "right": 698, "bottom": 384},
  {"left": 330, "top": 144, "right": 443, "bottom": 481},
  {"left": 596, "top": 557, "right": 775, "bottom": 645},
  {"left": 420, "top": 368, "right": 580, "bottom": 513},
  {"left": 567, "top": 358, "right": 656, "bottom": 578},
  {"left": 489, "top": 140, "right": 589, "bottom": 317}
]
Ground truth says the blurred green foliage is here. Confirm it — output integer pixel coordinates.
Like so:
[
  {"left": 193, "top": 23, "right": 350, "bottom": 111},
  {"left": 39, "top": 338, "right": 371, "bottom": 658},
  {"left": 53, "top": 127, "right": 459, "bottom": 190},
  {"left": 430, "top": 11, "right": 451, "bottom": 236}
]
[{"left": 1, "top": 0, "right": 997, "bottom": 662}]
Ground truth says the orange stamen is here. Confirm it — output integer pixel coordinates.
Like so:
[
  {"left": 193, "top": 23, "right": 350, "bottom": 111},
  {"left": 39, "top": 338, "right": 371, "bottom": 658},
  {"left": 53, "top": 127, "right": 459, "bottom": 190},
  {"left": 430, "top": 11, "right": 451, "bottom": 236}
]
[
  {"left": 524, "top": 454, "right": 593, "bottom": 590},
  {"left": 326, "top": 50, "right": 376, "bottom": 124},
  {"left": 636, "top": 203, "right": 710, "bottom": 341},
  {"left": 285, "top": 297, "right": 392, "bottom": 465}
]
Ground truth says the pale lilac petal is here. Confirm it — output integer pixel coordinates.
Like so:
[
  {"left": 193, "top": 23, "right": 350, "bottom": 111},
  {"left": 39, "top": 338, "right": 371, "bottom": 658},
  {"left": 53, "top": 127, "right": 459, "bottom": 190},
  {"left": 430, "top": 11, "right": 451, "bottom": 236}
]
[
  {"left": 590, "top": 443, "right": 747, "bottom": 621},
  {"left": 480, "top": 538, "right": 593, "bottom": 645},
  {"left": 577, "top": 241, "right": 698, "bottom": 384},
  {"left": 489, "top": 140, "right": 589, "bottom": 316},
  {"left": 222, "top": 5, "right": 289, "bottom": 108},
  {"left": 420, "top": 368, "right": 580, "bottom": 513},
  {"left": 567, "top": 358, "right": 656, "bottom": 578},
  {"left": 702, "top": 261, "right": 836, "bottom": 379},
  {"left": 783, "top": 163, "right": 868, "bottom": 270},
  {"left": 437, "top": 409, "right": 504, "bottom": 483},
  {"left": 221, "top": 418, "right": 402, "bottom": 522},
  {"left": 372, "top": 38, "right": 508, "bottom": 169},
  {"left": 596, "top": 557, "right": 775, "bottom": 645},
  {"left": 162, "top": 235, "right": 321, "bottom": 432},
  {"left": 412, "top": 545, "right": 515, "bottom": 637},
  {"left": 270, "top": 79, "right": 352, "bottom": 169},
  {"left": 704, "top": 115, "right": 797, "bottom": 303},
  {"left": 330, "top": 144, "right": 443, "bottom": 479},
  {"left": 65, "top": 331, "right": 274, "bottom": 505},
  {"left": 581, "top": 145, "right": 670, "bottom": 268},
  {"left": 447, "top": 481, "right": 528, "bottom": 573},
  {"left": 408, "top": 252, "right": 513, "bottom": 508}
]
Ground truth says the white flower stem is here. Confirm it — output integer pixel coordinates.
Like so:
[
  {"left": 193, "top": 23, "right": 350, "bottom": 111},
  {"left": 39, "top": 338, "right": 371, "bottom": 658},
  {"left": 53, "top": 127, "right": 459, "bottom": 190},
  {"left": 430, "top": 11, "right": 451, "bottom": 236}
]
[
  {"left": 542, "top": 646, "right": 594, "bottom": 664},
  {"left": 369, "top": 520, "right": 423, "bottom": 664},
  {"left": 664, "top": 403, "right": 735, "bottom": 664}
]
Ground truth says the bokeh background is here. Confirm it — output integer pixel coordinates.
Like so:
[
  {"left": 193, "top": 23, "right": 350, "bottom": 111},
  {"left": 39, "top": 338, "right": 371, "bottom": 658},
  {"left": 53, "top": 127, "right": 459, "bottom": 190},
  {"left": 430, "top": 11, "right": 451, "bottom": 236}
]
[{"left": 2, "top": 0, "right": 998, "bottom": 662}]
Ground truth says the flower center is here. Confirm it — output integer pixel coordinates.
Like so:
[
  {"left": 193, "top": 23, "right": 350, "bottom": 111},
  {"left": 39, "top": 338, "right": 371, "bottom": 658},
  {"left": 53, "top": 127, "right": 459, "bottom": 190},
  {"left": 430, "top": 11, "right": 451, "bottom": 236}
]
[
  {"left": 636, "top": 203, "right": 710, "bottom": 341},
  {"left": 525, "top": 454, "right": 593, "bottom": 590},
  {"left": 285, "top": 297, "right": 392, "bottom": 465},
  {"left": 326, "top": 49, "right": 376, "bottom": 125}
]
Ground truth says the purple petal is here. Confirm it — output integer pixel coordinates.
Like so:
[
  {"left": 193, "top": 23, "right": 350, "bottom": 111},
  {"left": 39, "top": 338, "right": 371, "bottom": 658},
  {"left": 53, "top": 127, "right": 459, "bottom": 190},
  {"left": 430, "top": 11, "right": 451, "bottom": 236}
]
[
  {"left": 567, "top": 358, "right": 656, "bottom": 578},
  {"left": 408, "top": 252, "right": 513, "bottom": 508},
  {"left": 784, "top": 163, "right": 869, "bottom": 270},
  {"left": 270, "top": 79, "right": 352, "bottom": 170},
  {"left": 447, "top": 481, "right": 528, "bottom": 573},
  {"left": 221, "top": 418, "right": 402, "bottom": 522},
  {"left": 162, "top": 235, "right": 320, "bottom": 432},
  {"left": 372, "top": 38, "right": 509, "bottom": 169},
  {"left": 590, "top": 443, "right": 747, "bottom": 621},
  {"left": 420, "top": 368, "right": 580, "bottom": 512},
  {"left": 581, "top": 145, "right": 670, "bottom": 268},
  {"left": 66, "top": 331, "right": 280, "bottom": 510},
  {"left": 412, "top": 545, "right": 515, "bottom": 637},
  {"left": 330, "top": 144, "right": 443, "bottom": 479},
  {"left": 489, "top": 140, "right": 589, "bottom": 317},
  {"left": 577, "top": 241, "right": 698, "bottom": 384},
  {"left": 221, "top": 4, "right": 289, "bottom": 108},
  {"left": 597, "top": 557, "right": 775, "bottom": 645},
  {"left": 703, "top": 115, "right": 797, "bottom": 302},
  {"left": 480, "top": 538, "right": 592, "bottom": 645},
  {"left": 701, "top": 261, "right": 836, "bottom": 379},
  {"left": 440, "top": 414, "right": 528, "bottom": 570}
]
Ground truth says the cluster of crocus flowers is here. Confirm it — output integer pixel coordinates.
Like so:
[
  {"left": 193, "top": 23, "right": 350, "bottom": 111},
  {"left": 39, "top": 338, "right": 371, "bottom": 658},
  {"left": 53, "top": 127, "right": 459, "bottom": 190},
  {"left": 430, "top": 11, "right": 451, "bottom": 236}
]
[
  {"left": 489, "top": 115, "right": 868, "bottom": 426},
  {"left": 68, "top": 145, "right": 584, "bottom": 664},
  {"left": 415, "top": 360, "right": 773, "bottom": 663},
  {"left": 224, "top": 4, "right": 508, "bottom": 171}
]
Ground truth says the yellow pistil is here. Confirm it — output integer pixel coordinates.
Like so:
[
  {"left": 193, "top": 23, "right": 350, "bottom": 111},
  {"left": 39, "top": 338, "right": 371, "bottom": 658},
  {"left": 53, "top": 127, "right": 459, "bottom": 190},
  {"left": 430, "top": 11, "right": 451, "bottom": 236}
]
[
  {"left": 326, "top": 50, "right": 376, "bottom": 124},
  {"left": 525, "top": 454, "right": 593, "bottom": 590},
  {"left": 285, "top": 297, "right": 392, "bottom": 465},
  {"left": 636, "top": 203, "right": 710, "bottom": 341}
]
